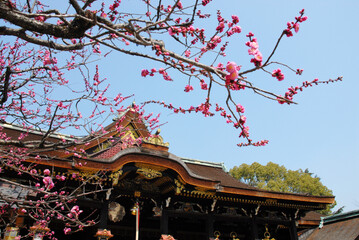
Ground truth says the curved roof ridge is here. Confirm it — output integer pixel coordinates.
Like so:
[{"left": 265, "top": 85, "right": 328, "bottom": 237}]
[
  {"left": 0, "top": 122, "right": 77, "bottom": 141},
  {"left": 181, "top": 157, "right": 226, "bottom": 171},
  {"left": 323, "top": 209, "right": 359, "bottom": 224},
  {"left": 104, "top": 147, "right": 213, "bottom": 182}
]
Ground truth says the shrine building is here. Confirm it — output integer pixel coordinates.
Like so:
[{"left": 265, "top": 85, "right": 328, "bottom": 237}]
[{"left": 0, "top": 110, "right": 335, "bottom": 240}]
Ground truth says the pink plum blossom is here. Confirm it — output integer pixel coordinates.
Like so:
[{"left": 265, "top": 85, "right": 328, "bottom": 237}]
[
  {"left": 43, "top": 176, "right": 54, "bottom": 190},
  {"left": 168, "top": 28, "right": 175, "bottom": 36},
  {"left": 272, "top": 69, "right": 285, "bottom": 81},
  {"left": 216, "top": 22, "right": 225, "bottom": 32},
  {"left": 64, "top": 228, "right": 71, "bottom": 235},
  {"left": 141, "top": 69, "right": 149, "bottom": 77},
  {"left": 240, "top": 115, "right": 247, "bottom": 124},
  {"left": 43, "top": 51, "right": 57, "bottom": 65},
  {"left": 184, "top": 85, "right": 194, "bottom": 92},
  {"left": 226, "top": 62, "right": 237, "bottom": 73},
  {"left": 232, "top": 26, "right": 242, "bottom": 33},
  {"left": 200, "top": 80, "right": 208, "bottom": 90},
  {"left": 176, "top": 1, "right": 183, "bottom": 9},
  {"left": 239, "top": 126, "right": 249, "bottom": 138},
  {"left": 232, "top": 15, "right": 239, "bottom": 24},
  {"left": 236, "top": 104, "right": 245, "bottom": 113},
  {"left": 35, "top": 16, "right": 46, "bottom": 22},
  {"left": 226, "top": 71, "right": 238, "bottom": 81}
]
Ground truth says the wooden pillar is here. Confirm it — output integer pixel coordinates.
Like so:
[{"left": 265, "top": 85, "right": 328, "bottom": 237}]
[
  {"left": 160, "top": 209, "right": 169, "bottom": 234},
  {"left": 251, "top": 217, "right": 259, "bottom": 240},
  {"left": 289, "top": 220, "right": 298, "bottom": 240},
  {"left": 205, "top": 214, "right": 214, "bottom": 239},
  {"left": 98, "top": 200, "right": 109, "bottom": 229}
]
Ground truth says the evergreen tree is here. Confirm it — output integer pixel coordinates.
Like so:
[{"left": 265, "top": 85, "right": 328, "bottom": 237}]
[{"left": 230, "top": 162, "right": 335, "bottom": 214}]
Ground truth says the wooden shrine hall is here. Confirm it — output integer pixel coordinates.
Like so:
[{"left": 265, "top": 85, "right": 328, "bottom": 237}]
[{"left": 0, "top": 110, "right": 335, "bottom": 240}]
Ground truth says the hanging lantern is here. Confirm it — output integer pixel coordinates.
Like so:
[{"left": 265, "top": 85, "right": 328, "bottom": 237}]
[
  {"left": 94, "top": 229, "right": 114, "bottom": 240},
  {"left": 131, "top": 202, "right": 140, "bottom": 240},
  {"left": 262, "top": 226, "right": 275, "bottom": 240},
  {"left": 230, "top": 231, "right": 240, "bottom": 240},
  {"left": 213, "top": 231, "right": 221, "bottom": 240},
  {"left": 131, "top": 202, "right": 139, "bottom": 215}
]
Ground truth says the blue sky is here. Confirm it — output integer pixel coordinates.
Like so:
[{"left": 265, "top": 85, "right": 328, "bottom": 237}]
[{"left": 74, "top": 0, "right": 359, "bottom": 212}]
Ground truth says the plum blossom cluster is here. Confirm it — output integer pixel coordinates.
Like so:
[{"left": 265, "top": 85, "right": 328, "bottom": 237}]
[
  {"left": 166, "top": 9, "right": 243, "bottom": 64},
  {"left": 284, "top": 9, "right": 308, "bottom": 37},
  {"left": 202, "top": 0, "right": 213, "bottom": 6},
  {"left": 108, "top": 0, "right": 122, "bottom": 21},
  {"left": 168, "top": 25, "right": 198, "bottom": 38},
  {"left": 214, "top": 62, "right": 245, "bottom": 91},
  {"left": 0, "top": 39, "right": 163, "bottom": 237},
  {"left": 207, "top": 11, "right": 242, "bottom": 56},
  {"left": 277, "top": 76, "right": 343, "bottom": 104},
  {"left": 272, "top": 69, "right": 285, "bottom": 81},
  {"left": 196, "top": 9, "right": 211, "bottom": 19},
  {"left": 225, "top": 61, "right": 241, "bottom": 86},
  {"left": 141, "top": 67, "right": 172, "bottom": 81},
  {"left": 131, "top": 2, "right": 298, "bottom": 147},
  {"left": 143, "top": 100, "right": 214, "bottom": 117},
  {"left": 227, "top": 15, "right": 242, "bottom": 36},
  {"left": 203, "top": 36, "right": 222, "bottom": 52},
  {"left": 238, "top": 139, "right": 269, "bottom": 147},
  {"left": 0, "top": 151, "right": 100, "bottom": 236},
  {"left": 215, "top": 11, "right": 241, "bottom": 35},
  {"left": 43, "top": 50, "right": 57, "bottom": 65},
  {"left": 246, "top": 32, "right": 263, "bottom": 67},
  {"left": 0, "top": 40, "right": 111, "bottom": 133},
  {"left": 214, "top": 103, "right": 264, "bottom": 146},
  {"left": 200, "top": 79, "right": 208, "bottom": 90},
  {"left": 184, "top": 85, "right": 194, "bottom": 92},
  {"left": 141, "top": 69, "right": 152, "bottom": 77},
  {"left": 67, "top": 205, "right": 83, "bottom": 219}
]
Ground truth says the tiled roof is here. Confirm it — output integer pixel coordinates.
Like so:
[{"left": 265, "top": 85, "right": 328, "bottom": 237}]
[
  {"left": 184, "top": 160, "right": 257, "bottom": 190},
  {"left": 92, "top": 141, "right": 124, "bottom": 160},
  {"left": 302, "top": 211, "right": 325, "bottom": 222},
  {"left": 304, "top": 215, "right": 359, "bottom": 240},
  {"left": 0, "top": 123, "right": 76, "bottom": 141}
]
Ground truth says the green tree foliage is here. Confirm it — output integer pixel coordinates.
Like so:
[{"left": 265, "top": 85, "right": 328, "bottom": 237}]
[{"left": 229, "top": 162, "right": 335, "bottom": 214}]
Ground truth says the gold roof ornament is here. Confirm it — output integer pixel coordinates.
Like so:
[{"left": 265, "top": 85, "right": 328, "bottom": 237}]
[
  {"left": 136, "top": 167, "right": 162, "bottom": 179},
  {"left": 144, "top": 128, "right": 169, "bottom": 147},
  {"left": 109, "top": 169, "right": 123, "bottom": 186}
]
